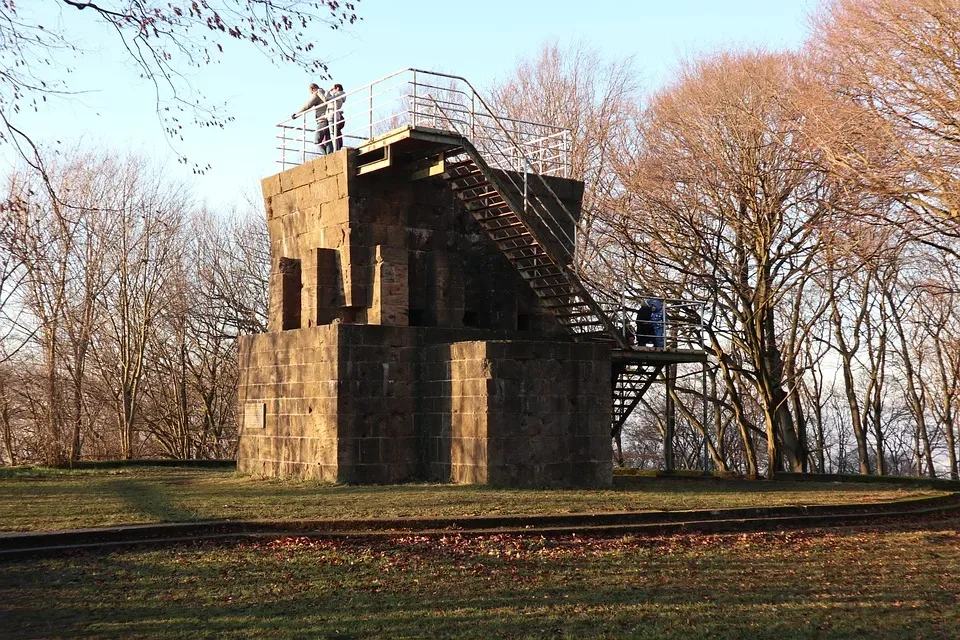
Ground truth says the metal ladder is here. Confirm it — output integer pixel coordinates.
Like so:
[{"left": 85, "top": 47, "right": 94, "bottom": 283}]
[{"left": 440, "top": 142, "right": 629, "bottom": 349}]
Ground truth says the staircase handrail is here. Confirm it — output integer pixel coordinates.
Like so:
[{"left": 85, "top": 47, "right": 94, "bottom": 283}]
[{"left": 422, "top": 94, "right": 629, "bottom": 349}]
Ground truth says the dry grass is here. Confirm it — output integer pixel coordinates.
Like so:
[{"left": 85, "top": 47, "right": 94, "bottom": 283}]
[
  {"left": 1, "top": 517, "right": 957, "bottom": 639},
  {"left": 0, "top": 465, "right": 947, "bottom": 532}
]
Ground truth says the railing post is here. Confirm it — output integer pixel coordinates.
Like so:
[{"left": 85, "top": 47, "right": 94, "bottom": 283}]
[
  {"left": 470, "top": 92, "right": 476, "bottom": 139},
  {"left": 278, "top": 128, "right": 284, "bottom": 169},
  {"left": 523, "top": 170, "right": 528, "bottom": 215},
  {"left": 301, "top": 113, "right": 306, "bottom": 165},
  {"left": 621, "top": 293, "right": 627, "bottom": 344},
  {"left": 664, "top": 301, "right": 671, "bottom": 350},
  {"left": 368, "top": 82, "right": 373, "bottom": 141},
  {"left": 700, "top": 301, "right": 709, "bottom": 474},
  {"left": 412, "top": 70, "right": 418, "bottom": 127},
  {"left": 702, "top": 359, "right": 710, "bottom": 474}
]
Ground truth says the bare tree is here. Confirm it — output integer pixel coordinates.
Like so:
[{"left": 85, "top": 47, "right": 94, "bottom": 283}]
[
  {"left": 809, "top": 0, "right": 960, "bottom": 249},
  {"left": 142, "top": 210, "right": 256, "bottom": 460},
  {"left": 611, "top": 50, "right": 838, "bottom": 477},
  {"left": 910, "top": 260, "right": 960, "bottom": 479},
  {"left": 91, "top": 154, "right": 189, "bottom": 459},
  {"left": 196, "top": 208, "right": 270, "bottom": 337},
  {"left": 488, "top": 41, "right": 640, "bottom": 283},
  {"left": 3, "top": 163, "right": 85, "bottom": 465},
  {"left": 0, "top": 0, "right": 361, "bottom": 180}
]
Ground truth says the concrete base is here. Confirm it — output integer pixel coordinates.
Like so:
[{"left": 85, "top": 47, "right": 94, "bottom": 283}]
[{"left": 237, "top": 324, "right": 612, "bottom": 487}]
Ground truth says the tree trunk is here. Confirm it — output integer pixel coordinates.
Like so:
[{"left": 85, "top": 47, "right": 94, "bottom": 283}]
[
  {"left": 179, "top": 341, "right": 190, "bottom": 459},
  {"left": 0, "top": 374, "right": 15, "bottom": 466},
  {"left": 121, "top": 387, "right": 134, "bottom": 460},
  {"left": 791, "top": 386, "right": 809, "bottom": 473},
  {"left": 45, "top": 339, "right": 64, "bottom": 467},
  {"left": 712, "top": 342, "right": 758, "bottom": 476},
  {"left": 667, "top": 384, "right": 729, "bottom": 472},
  {"left": 946, "top": 419, "right": 958, "bottom": 481}
]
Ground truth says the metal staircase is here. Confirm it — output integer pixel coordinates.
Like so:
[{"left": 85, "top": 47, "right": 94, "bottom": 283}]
[
  {"left": 612, "top": 362, "right": 664, "bottom": 435},
  {"left": 439, "top": 142, "right": 629, "bottom": 349}
]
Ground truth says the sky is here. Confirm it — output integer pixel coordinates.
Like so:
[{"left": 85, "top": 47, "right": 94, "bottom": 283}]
[{"left": 6, "top": 0, "right": 817, "bottom": 212}]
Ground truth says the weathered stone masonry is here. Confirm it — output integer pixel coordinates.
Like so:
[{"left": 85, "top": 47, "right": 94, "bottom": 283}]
[{"left": 238, "top": 147, "right": 612, "bottom": 486}]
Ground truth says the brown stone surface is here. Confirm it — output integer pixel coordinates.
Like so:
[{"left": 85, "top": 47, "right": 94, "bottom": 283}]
[{"left": 239, "top": 146, "right": 611, "bottom": 486}]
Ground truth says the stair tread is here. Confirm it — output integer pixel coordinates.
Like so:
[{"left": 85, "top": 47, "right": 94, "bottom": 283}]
[
  {"left": 485, "top": 223, "right": 527, "bottom": 234},
  {"left": 450, "top": 177, "right": 489, "bottom": 189},
  {"left": 460, "top": 191, "right": 502, "bottom": 202}
]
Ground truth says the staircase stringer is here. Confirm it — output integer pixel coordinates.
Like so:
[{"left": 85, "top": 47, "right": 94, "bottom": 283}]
[{"left": 611, "top": 363, "right": 664, "bottom": 438}]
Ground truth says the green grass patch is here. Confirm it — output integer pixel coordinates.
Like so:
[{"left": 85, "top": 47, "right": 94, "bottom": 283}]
[
  {"left": 0, "top": 466, "right": 949, "bottom": 533},
  {"left": 1, "top": 519, "right": 957, "bottom": 639}
]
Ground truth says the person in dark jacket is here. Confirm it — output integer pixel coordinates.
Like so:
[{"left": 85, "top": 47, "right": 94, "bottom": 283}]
[
  {"left": 329, "top": 83, "right": 346, "bottom": 151},
  {"left": 635, "top": 301, "right": 655, "bottom": 347},
  {"left": 649, "top": 299, "right": 665, "bottom": 348},
  {"left": 292, "top": 83, "right": 332, "bottom": 155}
]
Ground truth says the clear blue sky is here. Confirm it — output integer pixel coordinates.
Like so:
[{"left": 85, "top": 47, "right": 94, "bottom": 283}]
[{"left": 8, "top": 0, "right": 816, "bottom": 211}]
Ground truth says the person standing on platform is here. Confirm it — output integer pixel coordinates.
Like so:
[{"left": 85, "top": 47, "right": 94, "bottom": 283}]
[
  {"left": 329, "top": 83, "right": 346, "bottom": 151},
  {"left": 292, "top": 83, "right": 332, "bottom": 155},
  {"left": 635, "top": 301, "right": 655, "bottom": 347},
  {"left": 649, "top": 299, "right": 665, "bottom": 348}
]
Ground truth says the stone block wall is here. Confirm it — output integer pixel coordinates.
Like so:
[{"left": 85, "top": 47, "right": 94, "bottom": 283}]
[
  {"left": 483, "top": 341, "right": 612, "bottom": 487},
  {"left": 435, "top": 341, "right": 612, "bottom": 487},
  {"left": 237, "top": 326, "right": 340, "bottom": 480},
  {"left": 260, "top": 150, "right": 568, "bottom": 336},
  {"left": 334, "top": 324, "right": 420, "bottom": 483},
  {"left": 239, "top": 325, "right": 613, "bottom": 486},
  {"left": 263, "top": 153, "right": 356, "bottom": 332},
  {"left": 239, "top": 144, "right": 612, "bottom": 487}
]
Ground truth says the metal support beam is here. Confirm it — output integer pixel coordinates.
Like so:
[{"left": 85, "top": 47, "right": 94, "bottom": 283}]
[{"left": 664, "top": 364, "right": 676, "bottom": 471}]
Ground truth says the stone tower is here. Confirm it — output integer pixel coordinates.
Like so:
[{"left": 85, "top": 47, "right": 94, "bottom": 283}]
[{"left": 237, "top": 139, "right": 613, "bottom": 487}]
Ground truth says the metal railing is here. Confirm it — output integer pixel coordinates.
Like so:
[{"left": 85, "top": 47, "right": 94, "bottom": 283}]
[
  {"left": 276, "top": 68, "right": 571, "bottom": 177},
  {"left": 274, "top": 69, "right": 641, "bottom": 351},
  {"left": 276, "top": 68, "right": 583, "bottom": 287},
  {"left": 597, "top": 294, "right": 706, "bottom": 351}
]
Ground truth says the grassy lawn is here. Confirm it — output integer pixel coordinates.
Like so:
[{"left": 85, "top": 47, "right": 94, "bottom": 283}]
[
  {"left": 0, "top": 466, "right": 950, "bottom": 533},
  {"left": 1, "top": 518, "right": 957, "bottom": 639}
]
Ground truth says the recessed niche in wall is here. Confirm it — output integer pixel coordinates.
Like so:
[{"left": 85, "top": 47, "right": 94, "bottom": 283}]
[{"left": 280, "top": 257, "right": 302, "bottom": 330}]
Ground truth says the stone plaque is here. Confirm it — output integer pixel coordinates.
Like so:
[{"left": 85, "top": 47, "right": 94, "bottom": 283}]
[{"left": 245, "top": 402, "right": 266, "bottom": 430}]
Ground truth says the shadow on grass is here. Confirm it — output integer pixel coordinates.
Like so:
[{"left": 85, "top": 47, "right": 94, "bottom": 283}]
[{"left": 102, "top": 479, "right": 195, "bottom": 523}]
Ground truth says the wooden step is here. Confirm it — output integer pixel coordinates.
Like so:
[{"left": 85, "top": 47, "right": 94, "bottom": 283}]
[
  {"left": 450, "top": 176, "right": 488, "bottom": 190},
  {"left": 528, "top": 277, "right": 572, "bottom": 289},
  {"left": 518, "top": 265, "right": 563, "bottom": 277},
  {"left": 478, "top": 212, "right": 520, "bottom": 226},
  {"left": 443, "top": 159, "right": 475, "bottom": 172},
  {"left": 468, "top": 203, "right": 512, "bottom": 217}
]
